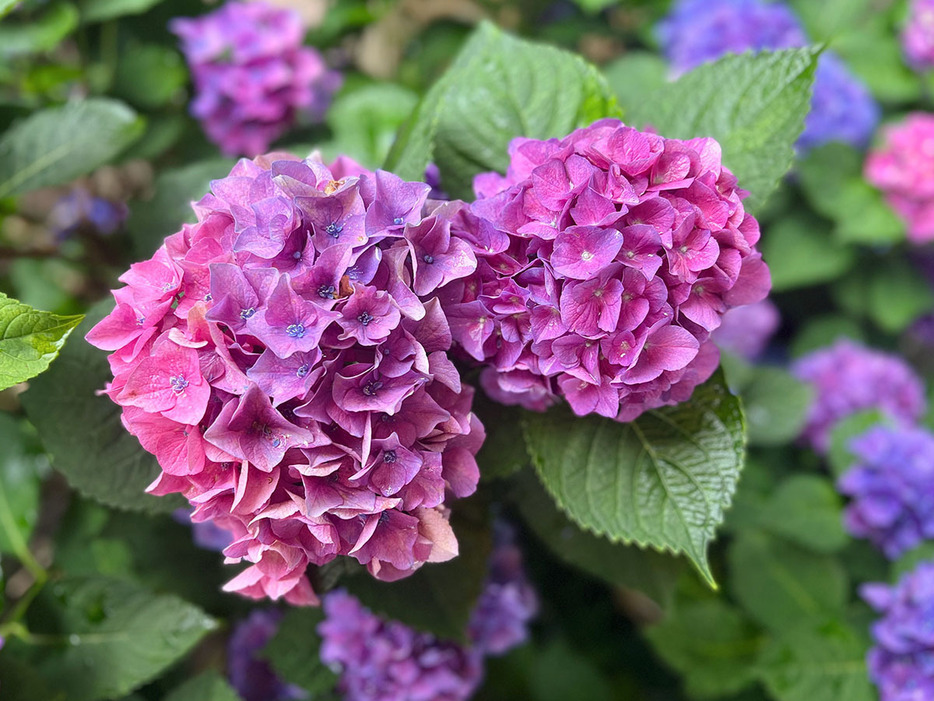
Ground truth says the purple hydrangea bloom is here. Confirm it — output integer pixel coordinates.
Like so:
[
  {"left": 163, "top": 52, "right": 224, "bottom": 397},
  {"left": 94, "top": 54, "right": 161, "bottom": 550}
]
[
  {"left": 171, "top": 2, "right": 341, "bottom": 157},
  {"left": 441, "top": 119, "right": 770, "bottom": 421},
  {"left": 839, "top": 426, "right": 934, "bottom": 559},
  {"left": 87, "top": 153, "right": 484, "bottom": 605},
  {"left": 658, "top": 0, "right": 878, "bottom": 151},
  {"left": 904, "top": 0, "right": 934, "bottom": 71},
  {"left": 862, "top": 562, "right": 934, "bottom": 700},
  {"left": 49, "top": 188, "right": 127, "bottom": 240},
  {"left": 228, "top": 610, "right": 308, "bottom": 701},
  {"left": 711, "top": 298, "right": 779, "bottom": 360},
  {"left": 319, "top": 533, "right": 537, "bottom": 700},
  {"left": 791, "top": 340, "right": 926, "bottom": 453}
]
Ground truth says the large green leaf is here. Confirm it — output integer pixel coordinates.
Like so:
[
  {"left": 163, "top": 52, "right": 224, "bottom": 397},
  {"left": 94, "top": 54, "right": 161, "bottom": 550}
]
[
  {"left": 629, "top": 48, "right": 820, "bottom": 211},
  {"left": 164, "top": 672, "right": 242, "bottom": 701},
  {"left": 514, "top": 471, "right": 683, "bottom": 605},
  {"left": 0, "top": 413, "right": 45, "bottom": 555},
  {"left": 325, "top": 83, "right": 418, "bottom": 169},
  {"left": 0, "top": 98, "right": 143, "bottom": 199},
  {"left": 728, "top": 532, "right": 848, "bottom": 633},
  {"left": 0, "top": 0, "right": 19, "bottom": 19},
  {"left": 0, "top": 292, "right": 83, "bottom": 391},
  {"left": 78, "top": 0, "right": 165, "bottom": 23},
  {"left": 523, "top": 370, "right": 745, "bottom": 586},
  {"left": 340, "top": 495, "right": 492, "bottom": 641},
  {"left": 36, "top": 576, "right": 217, "bottom": 701},
  {"left": 0, "top": 3, "right": 78, "bottom": 56},
  {"left": 20, "top": 302, "right": 183, "bottom": 514},
  {"left": 385, "top": 21, "right": 619, "bottom": 197},
  {"left": 761, "top": 212, "right": 855, "bottom": 291},
  {"left": 260, "top": 608, "right": 337, "bottom": 695},
  {"left": 645, "top": 597, "right": 764, "bottom": 699},
  {"left": 756, "top": 476, "right": 848, "bottom": 554},
  {"left": 758, "top": 620, "right": 874, "bottom": 701}
]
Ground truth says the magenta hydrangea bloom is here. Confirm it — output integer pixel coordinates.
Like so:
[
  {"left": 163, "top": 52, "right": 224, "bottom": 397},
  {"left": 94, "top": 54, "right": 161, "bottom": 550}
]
[
  {"left": 86, "top": 152, "right": 484, "bottom": 605},
  {"left": 791, "top": 340, "right": 926, "bottom": 454},
  {"left": 711, "top": 298, "right": 779, "bottom": 360},
  {"left": 228, "top": 610, "right": 308, "bottom": 701},
  {"left": 170, "top": 2, "right": 341, "bottom": 157},
  {"left": 904, "top": 0, "right": 934, "bottom": 71},
  {"left": 439, "top": 119, "right": 770, "bottom": 421},
  {"left": 839, "top": 426, "right": 934, "bottom": 559},
  {"left": 319, "top": 532, "right": 537, "bottom": 700},
  {"left": 862, "top": 562, "right": 934, "bottom": 700},
  {"left": 865, "top": 113, "right": 934, "bottom": 244}
]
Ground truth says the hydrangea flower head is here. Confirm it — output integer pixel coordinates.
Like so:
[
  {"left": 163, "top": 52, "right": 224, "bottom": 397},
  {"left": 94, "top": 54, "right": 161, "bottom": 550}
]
[
  {"left": 862, "top": 561, "right": 934, "bottom": 700},
  {"left": 658, "top": 0, "right": 878, "bottom": 151},
  {"left": 839, "top": 425, "right": 934, "bottom": 559},
  {"left": 442, "top": 118, "right": 770, "bottom": 421},
  {"left": 711, "top": 298, "right": 779, "bottom": 360},
  {"left": 319, "top": 532, "right": 537, "bottom": 700},
  {"left": 86, "top": 152, "right": 484, "bottom": 605},
  {"left": 171, "top": 2, "right": 341, "bottom": 157},
  {"left": 904, "top": 0, "right": 934, "bottom": 71},
  {"left": 228, "top": 610, "right": 308, "bottom": 701},
  {"left": 865, "top": 113, "right": 934, "bottom": 244},
  {"left": 791, "top": 339, "right": 926, "bottom": 453}
]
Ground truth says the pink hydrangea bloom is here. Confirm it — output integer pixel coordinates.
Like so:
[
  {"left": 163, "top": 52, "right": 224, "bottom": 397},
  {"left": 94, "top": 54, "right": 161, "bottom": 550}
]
[
  {"left": 865, "top": 113, "right": 934, "bottom": 244},
  {"left": 904, "top": 0, "right": 934, "bottom": 70},
  {"left": 791, "top": 339, "right": 926, "bottom": 454},
  {"left": 439, "top": 119, "right": 770, "bottom": 421},
  {"left": 87, "top": 152, "right": 484, "bottom": 605},
  {"left": 171, "top": 2, "right": 342, "bottom": 157}
]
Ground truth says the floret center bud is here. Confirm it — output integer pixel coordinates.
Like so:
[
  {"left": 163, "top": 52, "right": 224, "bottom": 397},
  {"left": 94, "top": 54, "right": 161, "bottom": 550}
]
[
  {"left": 286, "top": 323, "right": 306, "bottom": 338},
  {"left": 357, "top": 311, "right": 374, "bottom": 326}
]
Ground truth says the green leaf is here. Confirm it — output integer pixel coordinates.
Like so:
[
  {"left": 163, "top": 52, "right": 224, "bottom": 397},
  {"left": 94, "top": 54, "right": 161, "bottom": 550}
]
[
  {"left": 528, "top": 638, "right": 614, "bottom": 701},
  {"left": 604, "top": 51, "right": 669, "bottom": 114},
  {"left": 867, "top": 259, "right": 934, "bottom": 333},
  {"left": 0, "top": 0, "right": 19, "bottom": 19},
  {"left": 325, "top": 83, "right": 418, "bottom": 169},
  {"left": 0, "top": 3, "right": 79, "bottom": 57},
  {"left": 789, "top": 315, "right": 865, "bottom": 359},
  {"left": 761, "top": 212, "right": 855, "bottom": 291},
  {"left": 113, "top": 43, "right": 187, "bottom": 110},
  {"left": 758, "top": 620, "right": 874, "bottom": 701},
  {"left": 260, "top": 608, "right": 337, "bottom": 695},
  {"left": 0, "top": 292, "right": 83, "bottom": 391},
  {"left": 629, "top": 48, "right": 820, "bottom": 211},
  {"left": 569, "top": 0, "right": 617, "bottom": 13},
  {"left": 826, "top": 409, "right": 887, "bottom": 479},
  {"left": 78, "top": 0, "right": 164, "bottom": 23},
  {"left": 340, "top": 495, "right": 492, "bottom": 641},
  {"left": 36, "top": 576, "right": 217, "bottom": 701},
  {"left": 164, "top": 672, "right": 242, "bottom": 701},
  {"left": 725, "top": 360, "right": 813, "bottom": 447},
  {"left": 514, "top": 471, "right": 683, "bottom": 605},
  {"left": 0, "top": 655, "right": 61, "bottom": 701},
  {"left": 21, "top": 302, "right": 183, "bottom": 514},
  {"left": 757, "top": 476, "right": 848, "bottom": 554},
  {"left": 728, "top": 531, "right": 848, "bottom": 633},
  {"left": 385, "top": 21, "right": 619, "bottom": 197},
  {"left": 473, "top": 392, "right": 529, "bottom": 482},
  {"left": 0, "top": 413, "right": 45, "bottom": 555},
  {"left": 522, "top": 369, "right": 745, "bottom": 587},
  {"left": 128, "top": 159, "right": 234, "bottom": 258},
  {"left": 0, "top": 98, "right": 143, "bottom": 199},
  {"left": 797, "top": 142, "right": 904, "bottom": 246},
  {"left": 645, "top": 597, "right": 764, "bottom": 698}
]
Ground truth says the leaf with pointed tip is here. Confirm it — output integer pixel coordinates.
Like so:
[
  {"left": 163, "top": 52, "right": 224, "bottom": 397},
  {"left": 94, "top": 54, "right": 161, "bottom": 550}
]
[{"left": 522, "top": 370, "right": 745, "bottom": 586}]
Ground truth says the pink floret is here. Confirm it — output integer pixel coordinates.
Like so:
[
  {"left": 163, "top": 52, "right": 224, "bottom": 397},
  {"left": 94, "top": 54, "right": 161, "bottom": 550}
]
[
  {"left": 87, "top": 153, "right": 484, "bottom": 604},
  {"left": 440, "top": 119, "right": 771, "bottom": 421}
]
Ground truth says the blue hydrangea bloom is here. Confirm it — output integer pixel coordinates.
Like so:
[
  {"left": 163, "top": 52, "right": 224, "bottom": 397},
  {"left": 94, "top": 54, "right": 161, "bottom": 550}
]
[
  {"left": 839, "top": 426, "right": 934, "bottom": 559},
  {"left": 657, "top": 0, "right": 878, "bottom": 151},
  {"left": 227, "top": 610, "right": 309, "bottom": 701},
  {"left": 862, "top": 562, "right": 934, "bottom": 700}
]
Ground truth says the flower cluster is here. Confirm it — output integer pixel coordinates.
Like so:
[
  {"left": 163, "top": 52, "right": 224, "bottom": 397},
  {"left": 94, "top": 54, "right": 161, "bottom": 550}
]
[
  {"left": 865, "top": 113, "right": 934, "bottom": 244},
  {"left": 862, "top": 562, "right": 934, "bottom": 700},
  {"left": 228, "top": 610, "right": 308, "bottom": 701},
  {"left": 318, "top": 534, "right": 537, "bottom": 701},
  {"left": 791, "top": 339, "right": 926, "bottom": 453},
  {"left": 711, "top": 298, "right": 780, "bottom": 360},
  {"left": 440, "top": 118, "right": 770, "bottom": 421},
  {"left": 904, "top": 0, "right": 934, "bottom": 71},
  {"left": 838, "top": 426, "right": 934, "bottom": 559},
  {"left": 86, "top": 153, "right": 484, "bottom": 604},
  {"left": 658, "top": 0, "right": 878, "bottom": 152},
  {"left": 171, "top": 2, "right": 341, "bottom": 157}
]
